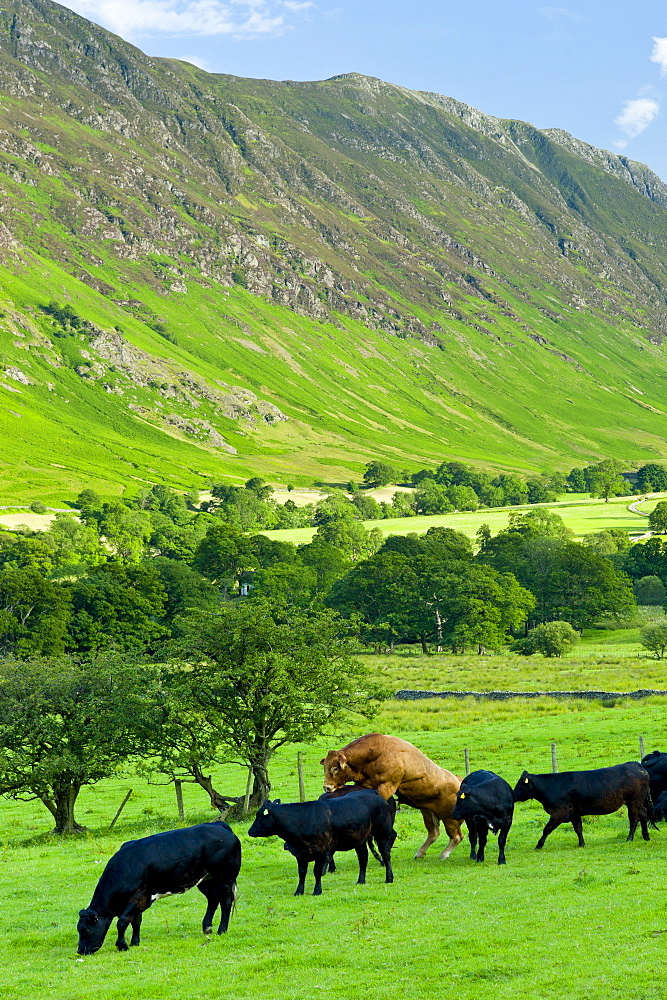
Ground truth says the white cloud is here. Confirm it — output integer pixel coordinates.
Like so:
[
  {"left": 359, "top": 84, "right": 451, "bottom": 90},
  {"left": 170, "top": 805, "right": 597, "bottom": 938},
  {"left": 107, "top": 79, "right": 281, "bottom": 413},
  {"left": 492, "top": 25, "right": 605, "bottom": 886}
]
[
  {"left": 60, "top": 0, "right": 299, "bottom": 38},
  {"left": 537, "top": 6, "right": 584, "bottom": 22},
  {"left": 614, "top": 97, "right": 659, "bottom": 149},
  {"left": 177, "top": 53, "right": 213, "bottom": 69},
  {"left": 281, "top": 1, "right": 315, "bottom": 10},
  {"left": 651, "top": 37, "right": 667, "bottom": 76}
]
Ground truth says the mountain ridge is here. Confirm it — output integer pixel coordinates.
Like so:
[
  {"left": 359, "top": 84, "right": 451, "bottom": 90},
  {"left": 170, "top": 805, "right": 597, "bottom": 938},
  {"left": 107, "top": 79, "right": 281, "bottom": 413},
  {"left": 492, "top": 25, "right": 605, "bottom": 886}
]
[{"left": 2, "top": 0, "right": 667, "bottom": 501}]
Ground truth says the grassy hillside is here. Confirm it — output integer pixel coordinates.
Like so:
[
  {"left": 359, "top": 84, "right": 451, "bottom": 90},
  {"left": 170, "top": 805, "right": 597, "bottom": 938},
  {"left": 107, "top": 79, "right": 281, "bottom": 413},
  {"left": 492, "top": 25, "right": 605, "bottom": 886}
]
[{"left": 3, "top": 2, "right": 667, "bottom": 498}]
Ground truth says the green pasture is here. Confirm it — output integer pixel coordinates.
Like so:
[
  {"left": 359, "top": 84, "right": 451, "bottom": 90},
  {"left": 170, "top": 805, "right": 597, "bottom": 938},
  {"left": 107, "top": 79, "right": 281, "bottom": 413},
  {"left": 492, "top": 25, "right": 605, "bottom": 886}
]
[
  {"left": 259, "top": 492, "right": 662, "bottom": 544},
  {"left": 364, "top": 633, "right": 667, "bottom": 695},
  {"left": 3, "top": 684, "right": 667, "bottom": 1000}
]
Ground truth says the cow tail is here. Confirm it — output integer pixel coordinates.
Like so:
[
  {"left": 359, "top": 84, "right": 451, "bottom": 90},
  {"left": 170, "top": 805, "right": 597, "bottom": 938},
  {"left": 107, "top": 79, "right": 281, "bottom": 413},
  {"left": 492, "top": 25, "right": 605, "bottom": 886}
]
[
  {"left": 368, "top": 837, "right": 383, "bottom": 865},
  {"left": 645, "top": 787, "right": 659, "bottom": 830}
]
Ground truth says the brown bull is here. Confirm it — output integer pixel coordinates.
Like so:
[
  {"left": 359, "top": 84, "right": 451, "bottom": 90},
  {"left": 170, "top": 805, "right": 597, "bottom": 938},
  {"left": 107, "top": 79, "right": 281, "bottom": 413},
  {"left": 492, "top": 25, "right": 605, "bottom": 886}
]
[{"left": 321, "top": 733, "right": 463, "bottom": 860}]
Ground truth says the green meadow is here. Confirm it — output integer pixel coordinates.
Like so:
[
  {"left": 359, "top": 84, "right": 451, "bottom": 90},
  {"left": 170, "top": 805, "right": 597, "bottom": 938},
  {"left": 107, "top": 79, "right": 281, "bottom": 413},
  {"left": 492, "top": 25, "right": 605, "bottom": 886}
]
[
  {"left": 3, "top": 649, "right": 667, "bottom": 1000},
  {"left": 260, "top": 493, "right": 660, "bottom": 544}
]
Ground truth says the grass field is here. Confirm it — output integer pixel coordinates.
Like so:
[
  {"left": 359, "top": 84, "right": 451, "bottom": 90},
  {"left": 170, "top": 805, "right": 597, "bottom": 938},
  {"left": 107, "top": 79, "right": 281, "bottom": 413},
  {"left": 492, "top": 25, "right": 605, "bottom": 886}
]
[
  {"left": 4, "top": 654, "right": 667, "bottom": 1000},
  {"left": 259, "top": 492, "right": 664, "bottom": 544}
]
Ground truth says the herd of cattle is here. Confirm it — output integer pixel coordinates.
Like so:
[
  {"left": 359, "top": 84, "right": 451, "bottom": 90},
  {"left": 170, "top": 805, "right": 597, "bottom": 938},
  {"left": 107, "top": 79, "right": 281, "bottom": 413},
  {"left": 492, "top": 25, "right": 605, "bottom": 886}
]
[{"left": 76, "top": 734, "right": 667, "bottom": 954}]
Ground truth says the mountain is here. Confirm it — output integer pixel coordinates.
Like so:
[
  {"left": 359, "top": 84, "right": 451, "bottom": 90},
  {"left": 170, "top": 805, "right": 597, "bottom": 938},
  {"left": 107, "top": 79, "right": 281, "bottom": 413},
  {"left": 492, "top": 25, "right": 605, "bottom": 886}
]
[{"left": 2, "top": 0, "right": 667, "bottom": 502}]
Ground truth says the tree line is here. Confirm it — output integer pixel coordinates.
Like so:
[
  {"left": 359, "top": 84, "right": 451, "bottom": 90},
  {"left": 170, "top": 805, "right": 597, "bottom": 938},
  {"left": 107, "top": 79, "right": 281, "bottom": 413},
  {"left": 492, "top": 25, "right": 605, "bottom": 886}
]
[{"left": 0, "top": 475, "right": 665, "bottom": 835}]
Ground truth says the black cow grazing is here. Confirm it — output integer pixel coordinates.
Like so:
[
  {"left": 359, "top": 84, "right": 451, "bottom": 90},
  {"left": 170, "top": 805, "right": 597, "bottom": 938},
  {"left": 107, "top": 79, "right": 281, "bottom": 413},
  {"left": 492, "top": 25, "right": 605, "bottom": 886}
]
[
  {"left": 641, "top": 751, "right": 667, "bottom": 802},
  {"left": 655, "top": 791, "right": 667, "bottom": 823},
  {"left": 513, "top": 762, "right": 653, "bottom": 850},
  {"left": 318, "top": 783, "right": 398, "bottom": 872},
  {"left": 77, "top": 821, "right": 241, "bottom": 954},
  {"left": 452, "top": 769, "right": 514, "bottom": 865},
  {"left": 248, "top": 789, "right": 395, "bottom": 896}
]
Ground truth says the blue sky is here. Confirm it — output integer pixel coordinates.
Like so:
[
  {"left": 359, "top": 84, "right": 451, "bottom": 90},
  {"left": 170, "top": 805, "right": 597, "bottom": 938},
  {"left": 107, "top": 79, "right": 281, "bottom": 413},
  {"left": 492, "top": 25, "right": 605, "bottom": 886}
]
[{"left": 60, "top": 1, "right": 667, "bottom": 179}]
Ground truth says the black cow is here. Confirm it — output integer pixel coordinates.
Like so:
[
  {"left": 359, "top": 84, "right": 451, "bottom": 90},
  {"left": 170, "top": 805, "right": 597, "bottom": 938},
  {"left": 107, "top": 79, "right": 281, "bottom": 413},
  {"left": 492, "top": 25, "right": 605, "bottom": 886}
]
[
  {"left": 77, "top": 821, "right": 241, "bottom": 954},
  {"left": 641, "top": 751, "right": 667, "bottom": 802},
  {"left": 513, "top": 762, "right": 653, "bottom": 849},
  {"left": 318, "top": 783, "right": 397, "bottom": 872},
  {"left": 655, "top": 791, "right": 667, "bottom": 823},
  {"left": 452, "top": 769, "right": 514, "bottom": 865},
  {"left": 248, "top": 789, "right": 395, "bottom": 896}
]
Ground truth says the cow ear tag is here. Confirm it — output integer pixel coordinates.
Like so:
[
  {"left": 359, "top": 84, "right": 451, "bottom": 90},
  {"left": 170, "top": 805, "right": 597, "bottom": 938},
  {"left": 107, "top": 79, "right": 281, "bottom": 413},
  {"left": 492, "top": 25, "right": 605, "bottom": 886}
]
[
  {"left": 459, "top": 793, "right": 465, "bottom": 799},
  {"left": 524, "top": 777, "right": 529, "bottom": 783},
  {"left": 263, "top": 809, "right": 269, "bottom": 815}
]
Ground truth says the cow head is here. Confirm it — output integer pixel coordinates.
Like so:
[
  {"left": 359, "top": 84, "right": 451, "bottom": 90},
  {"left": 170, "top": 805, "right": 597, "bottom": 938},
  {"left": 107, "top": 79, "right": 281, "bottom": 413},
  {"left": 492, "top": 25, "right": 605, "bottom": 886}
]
[
  {"left": 77, "top": 907, "right": 113, "bottom": 955},
  {"left": 512, "top": 771, "right": 536, "bottom": 802},
  {"left": 452, "top": 787, "right": 477, "bottom": 822},
  {"left": 247, "top": 800, "right": 281, "bottom": 839},
  {"left": 320, "top": 750, "right": 351, "bottom": 791}
]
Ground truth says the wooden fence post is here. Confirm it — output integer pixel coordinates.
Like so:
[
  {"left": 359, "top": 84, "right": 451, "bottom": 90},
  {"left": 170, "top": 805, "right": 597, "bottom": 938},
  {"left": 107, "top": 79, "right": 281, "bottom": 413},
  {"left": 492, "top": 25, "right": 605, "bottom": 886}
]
[
  {"left": 297, "top": 752, "right": 306, "bottom": 802},
  {"left": 242, "top": 766, "right": 253, "bottom": 814},
  {"left": 551, "top": 742, "right": 558, "bottom": 773},
  {"left": 639, "top": 736, "right": 645, "bottom": 760},
  {"left": 464, "top": 748, "right": 470, "bottom": 776},
  {"left": 174, "top": 779, "right": 185, "bottom": 821},
  {"left": 109, "top": 789, "right": 132, "bottom": 831}
]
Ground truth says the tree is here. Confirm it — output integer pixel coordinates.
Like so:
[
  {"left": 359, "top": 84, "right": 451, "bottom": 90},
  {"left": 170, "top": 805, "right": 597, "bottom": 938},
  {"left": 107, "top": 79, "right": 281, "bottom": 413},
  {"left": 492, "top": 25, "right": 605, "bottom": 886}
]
[
  {"left": 516, "top": 621, "right": 580, "bottom": 657},
  {"left": 588, "top": 459, "right": 627, "bottom": 502},
  {"left": 649, "top": 502, "right": 667, "bottom": 534},
  {"left": 192, "top": 523, "right": 256, "bottom": 584},
  {"left": 363, "top": 461, "right": 396, "bottom": 488},
  {"left": 537, "top": 543, "right": 636, "bottom": 630},
  {"left": 633, "top": 575, "right": 666, "bottom": 606},
  {"left": 298, "top": 539, "right": 351, "bottom": 593},
  {"left": 160, "top": 601, "right": 382, "bottom": 805},
  {"left": 414, "top": 480, "right": 454, "bottom": 515},
  {"left": 98, "top": 502, "right": 152, "bottom": 561},
  {"left": 446, "top": 485, "right": 479, "bottom": 511},
  {"left": 44, "top": 513, "right": 107, "bottom": 571},
  {"left": 250, "top": 563, "right": 318, "bottom": 607},
  {"left": 0, "top": 568, "right": 70, "bottom": 655},
  {"left": 350, "top": 493, "right": 383, "bottom": 519},
  {"left": 151, "top": 557, "right": 220, "bottom": 621},
  {"left": 0, "top": 656, "right": 157, "bottom": 833},
  {"left": 640, "top": 624, "right": 667, "bottom": 659},
  {"left": 636, "top": 464, "right": 667, "bottom": 493},
  {"left": 313, "top": 517, "right": 382, "bottom": 561},
  {"left": 313, "top": 492, "right": 360, "bottom": 526},
  {"left": 66, "top": 563, "right": 168, "bottom": 653},
  {"left": 624, "top": 537, "right": 667, "bottom": 582}
]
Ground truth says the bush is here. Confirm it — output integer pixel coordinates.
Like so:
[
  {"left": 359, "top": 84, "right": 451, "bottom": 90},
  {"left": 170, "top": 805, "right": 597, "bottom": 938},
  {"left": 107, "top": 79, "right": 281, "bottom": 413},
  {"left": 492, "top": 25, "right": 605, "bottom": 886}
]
[
  {"left": 633, "top": 575, "right": 666, "bottom": 606},
  {"left": 514, "top": 621, "right": 580, "bottom": 658},
  {"left": 29, "top": 501, "right": 47, "bottom": 514},
  {"left": 640, "top": 623, "right": 667, "bottom": 659}
]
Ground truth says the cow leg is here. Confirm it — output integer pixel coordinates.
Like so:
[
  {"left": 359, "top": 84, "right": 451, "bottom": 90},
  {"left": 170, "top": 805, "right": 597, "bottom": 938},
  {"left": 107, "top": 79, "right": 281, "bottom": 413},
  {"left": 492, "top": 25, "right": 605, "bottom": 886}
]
[
  {"left": 198, "top": 880, "right": 220, "bottom": 935},
  {"left": 325, "top": 851, "right": 336, "bottom": 874},
  {"left": 439, "top": 818, "right": 463, "bottom": 860},
  {"left": 115, "top": 915, "right": 132, "bottom": 952},
  {"left": 130, "top": 913, "right": 142, "bottom": 947},
  {"left": 295, "top": 855, "right": 309, "bottom": 896},
  {"left": 376, "top": 836, "right": 394, "bottom": 884},
  {"left": 414, "top": 808, "right": 440, "bottom": 859},
  {"left": 571, "top": 815, "right": 585, "bottom": 847},
  {"left": 497, "top": 826, "right": 509, "bottom": 865},
  {"left": 355, "top": 842, "right": 369, "bottom": 885},
  {"left": 312, "top": 854, "right": 327, "bottom": 896},
  {"left": 535, "top": 816, "right": 563, "bottom": 849},
  {"left": 215, "top": 881, "right": 237, "bottom": 935},
  {"left": 627, "top": 802, "right": 643, "bottom": 842},
  {"left": 476, "top": 823, "right": 488, "bottom": 863},
  {"left": 468, "top": 818, "right": 478, "bottom": 860},
  {"left": 639, "top": 806, "right": 651, "bottom": 842}
]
